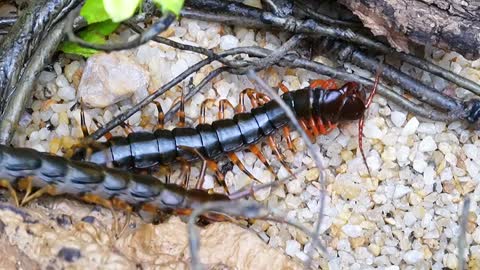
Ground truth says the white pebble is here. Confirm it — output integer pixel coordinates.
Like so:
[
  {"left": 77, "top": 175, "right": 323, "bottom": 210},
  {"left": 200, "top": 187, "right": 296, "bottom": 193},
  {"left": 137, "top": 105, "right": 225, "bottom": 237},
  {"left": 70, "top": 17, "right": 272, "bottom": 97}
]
[
  {"left": 286, "top": 179, "right": 304, "bottom": 195},
  {"left": 463, "top": 144, "right": 479, "bottom": 160},
  {"left": 363, "top": 120, "right": 383, "bottom": 139},
  {"left": 423, "top": 166, "right": 435, "bottom": 185},
  {"left": 413, "top": 159, "right": 427, "bottom": 173},
  {"left": 390, "top": 111, "right": 406, "bottom": 127},
  {"left": 219, "top": 35, "right": 239, "bottom": 50},
  {"left": 465, "top": 159, "right": 479, "bottom": 179},
  {"left": 64, "top": 61, "right": 81, "bottom": 83},
  {"left": 396, "top": 145, "right": 410, "bottom": 163},
  {"left": 285, "top": 240, "right": 301, "bottom": 256},
  {"left": 418, "top": 136, "right": 437, "bottom": 152},
  {"left": 393, "top": 185, "right": 411, "bottom": 199},
  {"left": 57, "top": 85, "right": 76, "bottom": 101},
  {"left": 403, "top": 212, "right": 417, "bottom": 226},
  {"left": 342, "top": 224, "right": 363, "bottom": 238},
  {"left": 402, "top": 117, "right": 419, "bottom": 136},
  {"left": 403, "top": 250, "right": 424, "bottom": 264}
]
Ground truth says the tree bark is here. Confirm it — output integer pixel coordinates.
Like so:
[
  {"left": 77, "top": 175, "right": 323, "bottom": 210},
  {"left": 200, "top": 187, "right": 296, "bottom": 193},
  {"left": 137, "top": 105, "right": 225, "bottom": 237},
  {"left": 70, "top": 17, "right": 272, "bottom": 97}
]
[{"left": 338, "top": 0, "right": 480, "bottom": 60}]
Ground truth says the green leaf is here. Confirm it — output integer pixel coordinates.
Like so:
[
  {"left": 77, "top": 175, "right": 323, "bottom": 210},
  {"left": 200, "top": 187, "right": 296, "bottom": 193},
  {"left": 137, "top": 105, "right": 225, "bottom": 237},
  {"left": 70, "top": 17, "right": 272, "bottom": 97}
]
[
  {"left": 80, "top": 0, "right": 111, "bottom": 24},
  {"left": 103, "top": 0, "right": 142, "bottom": 22},
  {"left": 153, "top": 0, "right": 185, "bottom": 16},
  {"left": 59, "top": 20, "right": 120, "bottom": 57}
]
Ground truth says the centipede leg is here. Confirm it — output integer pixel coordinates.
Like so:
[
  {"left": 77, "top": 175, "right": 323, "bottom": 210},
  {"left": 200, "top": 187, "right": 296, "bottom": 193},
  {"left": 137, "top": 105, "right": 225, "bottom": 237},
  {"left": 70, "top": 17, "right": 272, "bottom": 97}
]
[
  {"left": 0, "top": 180, "right": 19, "bottom": 207},
  {"left": 152, "top": 101, "right": 165, "bottom": 129},
  {"left": 282, "top": 127, "right": 295, "bottom": 152},
  {"left": 18, "top": 177, "right": 56, "bottom": 206},
  {"left": 227, "top": 152, "right": 261, "bottom": 183},
  {"left": 199, "top": 99, "right": 216, "bottom": 124},
  {"left": 81, "top": 194, "right": 120, "bottom": 239},
  {"left": 218, "top": 99, "right": 236, "bottom": 120},
  {"left": 179, "top": 161, "right": 192, "bottom": 188},
  {"left": 248, "top": 145, "right": 278, "bottom": 180},
  {"left": 119, "top": 122, "right": 134, "bottom": 135},
  {"left": 309, "top": 78, "right": 338, "bottom": 89},
  {"left": 112, "top": 198, "right": 133, "bottom": 238},
  {"left": 267, "top": 136, "right": 295, "bottom": 177},
  {"left": 92, "top": 118, "right": 113, "bottom": 141},
  {"left": 178, "top": 92, "right": 186, "bottom": 128},
  {"left": 80, "top": 104, "right": 89, "bottom": 137}
]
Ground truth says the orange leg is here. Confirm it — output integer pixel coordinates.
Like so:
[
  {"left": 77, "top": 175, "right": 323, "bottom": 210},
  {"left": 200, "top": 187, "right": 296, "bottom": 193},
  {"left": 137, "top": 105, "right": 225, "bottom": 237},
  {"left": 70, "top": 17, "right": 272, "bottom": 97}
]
[
  {"left": 278, "top": 82, "right": 290, "bottom": 93},
  {"left": 177, "top": 92, "right": 186, "bottom": 128},
  {"left": 199, "top": 98, "right": 216, "bottom": 124},
  {"left": 119, "top": 122, "right": 134, "bottom": 135},
  {"left": 248, "top": 145, "right": 278, "bottom": 180},
  {"left": 227, "top": 152, "right": 261, "bottom": 183},
  {"left": 309, "top": 78, "right": 338, "bottom": 90},
  {"left": 0, "top": 179, "right": 19, "bottom": 207},
  {"left": 267, "top": 136, "right": 295, "bottom": 177},
  {"left": 152, "top": 101, "right": 165, "bottom": 129},
  {"left": 282, "top": 126, "right": 295, "bottom": 152},
  {"left": 218, "top": 99, "right": 236, "bottom": 120},
  {"left": 299, "top": 119, "right": 315, "bottom": 142},
  {"left": 179, "top": 161, "right": 192, "bottom": 188}
]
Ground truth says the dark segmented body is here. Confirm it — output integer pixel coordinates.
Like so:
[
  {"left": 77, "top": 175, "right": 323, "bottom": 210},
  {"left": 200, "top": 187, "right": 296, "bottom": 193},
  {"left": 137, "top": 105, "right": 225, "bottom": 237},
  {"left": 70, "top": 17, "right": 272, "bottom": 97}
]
[
  {"left": 0, "top": 145, "right": 229, "bottom": 212},
  {"left": 74, "top": 83, "right": 367, "bottom": 169}
]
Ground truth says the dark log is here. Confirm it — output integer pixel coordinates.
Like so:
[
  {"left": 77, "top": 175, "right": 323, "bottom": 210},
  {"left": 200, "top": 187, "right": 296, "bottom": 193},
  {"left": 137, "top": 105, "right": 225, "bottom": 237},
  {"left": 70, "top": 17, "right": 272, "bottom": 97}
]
[{"left": 338, "top": 0, "right": 480, "bottom": 60}]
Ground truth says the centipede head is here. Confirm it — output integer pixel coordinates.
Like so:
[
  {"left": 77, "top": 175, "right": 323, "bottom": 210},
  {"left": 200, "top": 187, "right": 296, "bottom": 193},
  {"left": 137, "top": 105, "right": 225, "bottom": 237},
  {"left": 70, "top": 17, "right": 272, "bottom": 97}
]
[{"left": 335, "top": 82, "right": 368, "bottom": 121}]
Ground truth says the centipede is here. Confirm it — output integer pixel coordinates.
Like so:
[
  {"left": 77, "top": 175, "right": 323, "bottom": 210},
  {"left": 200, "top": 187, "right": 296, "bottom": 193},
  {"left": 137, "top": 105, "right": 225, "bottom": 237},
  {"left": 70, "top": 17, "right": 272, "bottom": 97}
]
[
  {"left": 70, "top": 77, "right": 378, "bottom": 192},
  {"left": 0, "top": 144, "right": 231, "bottom": 224}
]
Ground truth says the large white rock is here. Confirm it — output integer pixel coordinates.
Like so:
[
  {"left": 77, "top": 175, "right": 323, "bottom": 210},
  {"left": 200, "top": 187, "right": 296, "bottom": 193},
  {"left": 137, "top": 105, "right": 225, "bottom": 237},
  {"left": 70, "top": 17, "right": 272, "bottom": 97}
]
[{"left": 78, "top": 52, "right": 149, "bottom": 108}]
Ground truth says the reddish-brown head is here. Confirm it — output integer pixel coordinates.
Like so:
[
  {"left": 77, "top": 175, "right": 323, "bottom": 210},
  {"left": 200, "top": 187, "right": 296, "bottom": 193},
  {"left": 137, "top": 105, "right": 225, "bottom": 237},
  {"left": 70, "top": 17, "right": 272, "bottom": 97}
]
[{"left": 335, "top": 82, "right": 368, "bottom": 121}]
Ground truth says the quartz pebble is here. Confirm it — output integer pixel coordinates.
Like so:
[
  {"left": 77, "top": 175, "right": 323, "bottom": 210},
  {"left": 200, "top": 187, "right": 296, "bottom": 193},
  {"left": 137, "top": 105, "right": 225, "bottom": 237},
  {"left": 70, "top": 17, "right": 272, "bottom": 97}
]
[
  {"left": 77, "top": 52, "right": 149, "bottom": 108},
  {"left": 402, "top": 117, "right": 419, "bottom": 136},
  {"left": 391, "top": 111, "right": 406, "bottom": 127}
]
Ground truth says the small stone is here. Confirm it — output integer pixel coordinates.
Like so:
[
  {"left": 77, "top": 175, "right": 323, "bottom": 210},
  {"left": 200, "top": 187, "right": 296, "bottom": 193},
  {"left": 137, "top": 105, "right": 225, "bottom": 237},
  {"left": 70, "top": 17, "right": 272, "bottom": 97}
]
[
  {"left": 363, "top": 120, "right": 383, "bottom": 139},
  {"left": 393, "top": 185, "right": 411, "bottom": 199},
  {"left": 219, "top": 35, "right": 239, "bottom": 50},
  {"left": 465, "top": 159, "right": 480, "bottom": 179},
  {"left": 305, "top": 168, "right": 319, "bottom": 181},
  {"left": 64, "top": 61, "right": 81, "bottom": 83},
  {"left": 443, "top": 253, "right": 457, "bottom": 269},
  {"left": 463, "top": 144, "right": 479, "bottom": 160},
  {"left": 423, "top": 166, "right": 435, "bottom": 185},
  {"left": 413, "top": 159, "right": 428, "bottom": 173},
  {"left": 58, "top": 85, "right": 76, "bottom": 101},
  {"left": 391, "top": 111, "right": 406, "bottom": 127},
  {"left": 286, "top": 179, "right": 304, "bottom": 195},
  {"left": 402, "top": 117, "right": 419, "bottom": 136},
  {"left": 403, "top": 250, "right": 424, "bottom": 264},
  {"left": 285, "top": 240, "right": 301, "bottom": 256},
  {"left": 78, "top": 52, "right": 149, "bottom": 108},
  {"left": 418, "top": 136, "right": 437, "bottom": 152},
  {"left": 342, "top": 224, "right": 363, "bottom": 238},
  {"left": 404, "top": 212, "right": 417, "bottom": 226},
  {"left": 396, "top": 145, "right": 410, "bottom": 163},
  {"left": 368, "top": 244, "right": 381, "bottom": 256}
]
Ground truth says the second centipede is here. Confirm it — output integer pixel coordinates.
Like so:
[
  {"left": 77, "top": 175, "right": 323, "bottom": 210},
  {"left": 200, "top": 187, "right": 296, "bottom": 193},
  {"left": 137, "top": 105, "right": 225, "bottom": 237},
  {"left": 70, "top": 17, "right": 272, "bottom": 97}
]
[{"left": 69, "top": 77, "right": 379, "bottom": 192}]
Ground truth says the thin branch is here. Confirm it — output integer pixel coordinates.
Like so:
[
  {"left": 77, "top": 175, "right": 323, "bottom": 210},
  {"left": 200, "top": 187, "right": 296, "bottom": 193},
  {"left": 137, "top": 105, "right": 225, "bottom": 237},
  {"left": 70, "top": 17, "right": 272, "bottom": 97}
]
[
  {"left": 294, "top": 0, "right": 361, "bottom": 27},
  {"left": 458, "top": 196, "right": 471, "bottom": 270},
  {"left": 0, "top": 19, "right": 68, "bottom": 144},
  {"left": 66, "top": 6, "right": 176, "bottom": 51},
  {"left": 318, "top": 38, "right": 463, "bottom": 112},
  {"left": 181, "top": 2, "right": 480, "bottom": 96}
]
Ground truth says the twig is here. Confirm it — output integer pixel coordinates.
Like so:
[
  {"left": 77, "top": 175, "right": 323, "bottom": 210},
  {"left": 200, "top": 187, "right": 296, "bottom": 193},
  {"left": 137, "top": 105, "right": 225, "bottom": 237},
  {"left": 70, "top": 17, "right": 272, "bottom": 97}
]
[
  {"left": 458, "top": 196, "right": 471, "bottom": 270},
  {"left": 182, "top": 2, "right": 480, "bottom": 96},
  {"left": 0, "top": 0, "right": 82, "bottom": 113},
  {"left": 66, "top": 6, "right": 176, "bottom": 51},
  {"left": 294, "top": 0, "right": 361, "bottom": 27},
  {"left": 0, "top": 19, "right": 68, "bottom": 144},
  {"left": 318, "top": 38, "right": 462, "bottom": 112},
  {"left": 188, "top": 200, "right": 328, "bottom": 270}
]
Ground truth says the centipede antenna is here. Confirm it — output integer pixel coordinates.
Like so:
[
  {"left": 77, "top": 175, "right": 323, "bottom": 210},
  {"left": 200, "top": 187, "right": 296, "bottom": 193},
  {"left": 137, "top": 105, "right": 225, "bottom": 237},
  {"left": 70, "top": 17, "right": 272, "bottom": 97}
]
[{"left": 358, "top": 61, "right": 383, "bottom": 177}]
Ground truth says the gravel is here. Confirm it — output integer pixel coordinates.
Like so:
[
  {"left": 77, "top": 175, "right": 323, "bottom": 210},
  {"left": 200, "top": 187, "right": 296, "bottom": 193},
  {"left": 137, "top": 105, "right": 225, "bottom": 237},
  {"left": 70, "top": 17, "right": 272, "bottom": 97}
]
[{"left": 8, "top": 15, "right": 480, "bottom": 269}]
